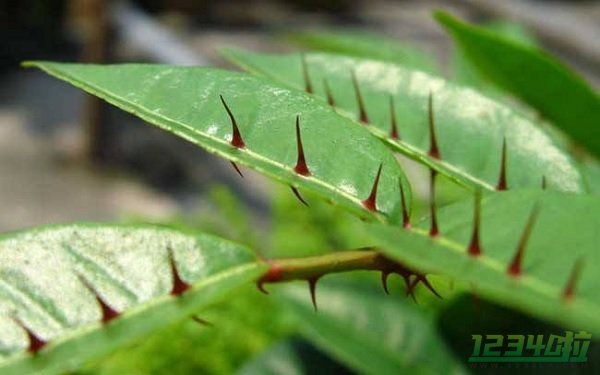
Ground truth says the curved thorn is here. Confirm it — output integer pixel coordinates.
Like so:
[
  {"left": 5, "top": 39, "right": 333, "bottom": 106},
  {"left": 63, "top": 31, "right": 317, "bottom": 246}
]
[
  {"left": 294, "top": 116, "right": 310, "bottom": 176},
  {"left": 563, "top": 257, "right": 584, "bottom": 301},
  {"left": 290, "top": 186, "right": 309, "bottom": 206},
  {"left": 497, "top": 138, "right": 508, "bottom": 190},
  {"left": 323, "top": 78, "right": 335, "bottom": 107},
  {"left": 307, "top": 276, "right": 320, "bottom": 311},
  {"left": 389, "top": 95, "right": 399, "bottom": 139},
  {"left": 418, "top": 275, "right": 443, "bottom": 299},
  {"left": 428, "top": 92, "right": 440, "bottom": 159},
  {"left": 507, "top": 204, "right": 541, "bottom": 276},
  {"left": 301, "top": 54, "right": 313, "bottom": 94},
  {"left": 11, "top": 316, "right": 47, "bottom": 354},
  {"left": 219, "top": 94, "right": 245, "bottom": 149},
  {"left": 429, "top": 169, "right": 439, "bottom": 237},
  {"left": 468, "top": 190, "right": 482, "bottom": 257},
  {"left": 192, "top": 316, "right": 213, "bottom": 327},
  {"left": 230, "top": 161, "right": 244, "bottom": 178},
  {"left": 256, "top": 280, "right": 269, "bottom": 295},
  {"left": 381, "top": 271, "right": 391, "bottom": 294},
  {"left": 406, "top": 278, "right": 418, "bottom": 303},
  {"left": 169, "top": 247, "right": 191, "bottom": 296},
  {"left": 399, "top": 178, "right": 411, "bottom": 229},
  {"left": 351, "top": 70, "right": 369, "bottom": 124},
  {"left": 77, "top": 274, "right": 120, "bottom": 323},
  {"left": 362, "top": 163, "right": 383, "bottom": 212}
]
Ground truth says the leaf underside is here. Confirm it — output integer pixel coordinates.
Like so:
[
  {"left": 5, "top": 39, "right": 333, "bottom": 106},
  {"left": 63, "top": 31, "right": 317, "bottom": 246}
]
[
  {"left": 223, "top": 49, "right": 585, "bottom": 193},
  {"left": 24, "top": 62, "right": 411, "bottom": 224},
  {"left": 369, "top": 190, "right": 600, "bottom": 334},
  {"left": 435, "top": 11, "right": 600, "bottom": 160},
  {"left": 0, "top": 224, "right": 262, "bottom": 375},
  {"left": 280, "top": 281, "right": 465, "bottom": 375}
]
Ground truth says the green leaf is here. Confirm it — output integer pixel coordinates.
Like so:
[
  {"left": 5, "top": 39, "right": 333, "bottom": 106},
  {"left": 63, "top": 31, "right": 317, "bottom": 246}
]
[
  {"left": 24, "top": 62, "right": 411, "bottom": 223},
  {"left": 0, "top": 224, "right": 263, "bottom": 375},
  {"left": 369, "top": 190, "right": 600, "bottom": 334},
  {"left": 279, "top": 280, "right": 465, "bottom": 375},
  {"left": 451, "top": 20, "right": 538, "bottom": 92},
  {"left": 236, "top": 339, "right": 349, "bottom": 375},
  {"left": 223, "top": 49, "right": 585, "bottom": 193},
  {"left": 435, "top": 11, "right": 600, "bottom": 159},
  {"left": 285, "top": 30, "right": 439, "bottom": 74}
]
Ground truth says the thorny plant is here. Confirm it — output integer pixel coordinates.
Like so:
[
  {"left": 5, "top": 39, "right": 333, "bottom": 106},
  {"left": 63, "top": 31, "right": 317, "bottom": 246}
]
[{"left": 1, "top": 10, "right": 599, "bottom": 375}]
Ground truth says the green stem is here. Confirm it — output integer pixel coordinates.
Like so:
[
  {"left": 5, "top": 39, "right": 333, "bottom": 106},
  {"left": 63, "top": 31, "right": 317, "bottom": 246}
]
[{"left": 259, "top": 248, "right": 398, "bottom": 283}]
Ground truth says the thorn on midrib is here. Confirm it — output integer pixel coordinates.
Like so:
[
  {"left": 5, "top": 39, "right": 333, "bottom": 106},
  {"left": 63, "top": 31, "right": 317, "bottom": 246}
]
[{"left": 507, "top": 204, "right": 541, "bottom": 277}]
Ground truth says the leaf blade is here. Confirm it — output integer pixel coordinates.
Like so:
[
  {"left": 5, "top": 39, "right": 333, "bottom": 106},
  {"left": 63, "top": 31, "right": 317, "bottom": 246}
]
[
  {"left": 369, "top": 191, "right": 600, "bottom": 334},
  {"left": 0, "top": 224, "right": 263, "bottom": 375},
  {"left": 24, "top": 62, "right": 411, "bottom": 223},
  {"left": 279, "top": 280, "right": 466, "bottom": 375},
  {"left": 435, "top": 11, "right": 600, "bottom": 159},
  {"left": 223, "top": 49, "right": 585, "bottom": 193}
]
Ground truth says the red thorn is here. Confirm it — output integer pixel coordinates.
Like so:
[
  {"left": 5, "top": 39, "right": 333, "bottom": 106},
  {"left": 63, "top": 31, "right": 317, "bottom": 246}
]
[
  {"left": 507, "top": 205, "right": 540, "bottom": 276},
  {"left": 323, "top": 78, "right": 335, "bottom": 107},
  {"left": 563, "top": 258, "right": 584, "bottom": 301},
  {"left": 541, "top": 175, "right": 547, "bottom": 190},
  {"left": 307, "top": 276, "right": 320, "bottom": 311},
  {"left": 301, "top": 54, "right": 313, "bottom": 94},
  {"left": 77, "top": 274, "right": 120, "bottom": 324},
  {"left": 389, "top": 95, "right": 399, "bottom": 140},
  {"left": 219, "top": 95, "right": 245, "bottom": 149},
  {"left": 294, "top": 116, "right": 310, "bottom": 176},
  {"left": 399, "top": 178, "right": 411, "bottom": 229},
  {"left": 169, "top": 248, "right": 191, "bottom": 296},
  {"left": 362, "top": 163, "right": 383, "bottom": 212},
  {"left": 192, "top": 316, "right": 213, "bottom": 327},
  {"left": 381, "top": 271, "right": 390, "bottom": 294},
  {"left": 256, "top": 261, "right": 284, "bottom": 294},
  {"left": 230, "top": 161, "right": 244, "bottom": 178},
  {"left": 468, "top": 191, "right": 483, "bottom": 257},
  {"left": 428, "top": 92, "right": 440, "bottom": 159},
  {"left": 429, "top": 169, "right": 439, "bottom": 237},
  {"left": 290, "top": 186, "right": 309, "bottom": 207},
  {"left": 12, "top": 316, "right": 47, "bottom": 354},
  {"left": 497, "top": 138, "right": 508, "bottom": 190},
  {"left": 351, "top": 70, "right": 369, "bottom": 124}
]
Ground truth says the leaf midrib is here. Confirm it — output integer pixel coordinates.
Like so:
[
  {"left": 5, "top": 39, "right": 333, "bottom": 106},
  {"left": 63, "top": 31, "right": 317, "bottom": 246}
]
[{"left": 223, "top": 50, "right": 495, "bottom": 191}]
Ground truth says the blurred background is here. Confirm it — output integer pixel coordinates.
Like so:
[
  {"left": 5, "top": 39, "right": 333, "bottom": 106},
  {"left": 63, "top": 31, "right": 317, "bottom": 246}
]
[{"left": 1, "top": 0, "right": 599, "bottom": 373}]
